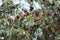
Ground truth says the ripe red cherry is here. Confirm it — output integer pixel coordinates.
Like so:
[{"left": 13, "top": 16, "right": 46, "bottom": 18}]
[
  {"left": 47, "top": 25, "right": 51, "bottom": 30},
  {"left": 53, "top": 13, "right": 57, "bottom": 16},
  {"left": 34, "top": 19, "right": 38, "bottom": 23},
  {"left": 7, "top": 18, "right": 13, "bottom": 22},
  {"left": 35, "top": 10, "right": 39, "bottom": 16},
  {"left": 42, "top": 13, "right": 45, "bottom": 17},
  {"left": 16, "top": 14, "right": 20, "bottom": 19},
  {"left": 24, "top": 12, "right": 30, "bottom": 16}
]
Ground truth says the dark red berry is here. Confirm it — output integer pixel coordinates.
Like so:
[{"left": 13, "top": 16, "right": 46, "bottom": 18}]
[
  {"left": 30, "top": 6, "right": 34, "bottom": 11},
  {"left": 7, "top": 18, "right": 13, "bottom": 22},
  {"left": 47, "top": 25, "right": 51, "bottom": 30},
  {"left": 42, "top": 13, "right": 45, "bottom": 17},
  {"left": 35, "top": 10, "right": 39, "bottom": 16},
  {"left": 34, "top": 19, "right": 38, "bottom": 23},
  {"left": 16, "top": 14, "right": 20, "bottom": 19},
  {"left": 53, "top": 13, "right": 57, "bottom": 16},
  {"left": 24, "top": 12, "right": 30, "bottom": 16}
]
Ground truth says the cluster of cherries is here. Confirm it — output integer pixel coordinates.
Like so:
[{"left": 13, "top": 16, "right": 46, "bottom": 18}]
[{"left": 6, "top": 0, "right": 60, "bottom": 35}]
